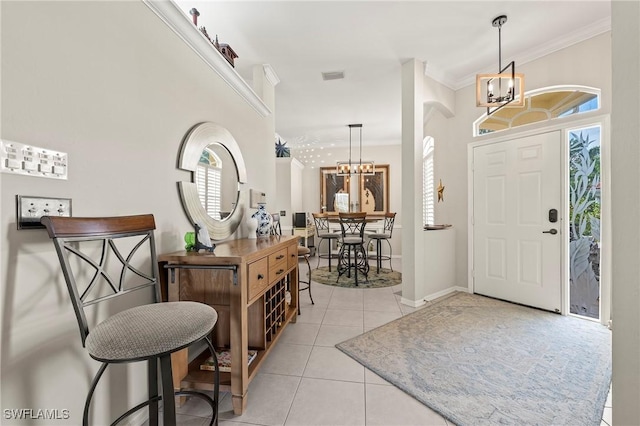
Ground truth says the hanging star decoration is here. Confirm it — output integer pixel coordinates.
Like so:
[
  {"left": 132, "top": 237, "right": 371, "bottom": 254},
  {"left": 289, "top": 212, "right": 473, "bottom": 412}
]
[
  {"left": 437, "top": 179, "right": 445, "bottom": 202},
  {"left": 275, "top": 139, "right": 290, "bottom": 157}
]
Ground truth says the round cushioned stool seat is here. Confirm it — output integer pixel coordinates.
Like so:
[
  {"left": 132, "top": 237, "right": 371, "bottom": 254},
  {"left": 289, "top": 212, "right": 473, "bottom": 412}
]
[
  {"left": 343, "top": 236, "right": 364, "bottom": 245},
  {"left": 86, "top": 302, "right": 217, "bottom": 362},
  {"left": 297, "top": 246, "right": 311, "bottom": 256},
  {"left": 318, "top": 232, "right": 340, "bottom": 240},
  {"left": 368, "top": 233, "right": 391, "bottom": 239}
]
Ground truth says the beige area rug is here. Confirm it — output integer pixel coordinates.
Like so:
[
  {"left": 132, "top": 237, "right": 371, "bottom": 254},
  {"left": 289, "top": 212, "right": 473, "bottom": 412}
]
[
  {"left": 336, "top": 292, "right": 611, "bottom": 426},
  {"left": 311, "top": 266, "right": 401, "bottom": 288}
]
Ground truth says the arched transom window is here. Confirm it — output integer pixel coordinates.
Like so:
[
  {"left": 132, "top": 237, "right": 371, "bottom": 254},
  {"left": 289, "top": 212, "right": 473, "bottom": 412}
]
[{"left": 474, "top": 86, "right": 600, "bottom": 136}]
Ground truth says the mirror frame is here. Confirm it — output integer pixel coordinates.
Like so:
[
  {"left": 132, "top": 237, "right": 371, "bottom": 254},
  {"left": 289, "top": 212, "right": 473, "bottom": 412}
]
[{"left": 178, "top": 122, "right": 247, "bottom": 240}]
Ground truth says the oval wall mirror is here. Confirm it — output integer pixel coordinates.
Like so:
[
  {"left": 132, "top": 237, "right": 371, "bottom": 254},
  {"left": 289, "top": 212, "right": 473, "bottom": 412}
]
[{"left": 178, "top": 122, "right": 247, "bottom": 240}]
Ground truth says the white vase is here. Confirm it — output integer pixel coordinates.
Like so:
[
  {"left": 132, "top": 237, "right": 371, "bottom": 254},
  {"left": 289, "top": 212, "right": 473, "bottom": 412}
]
[
  {"left": 246, "top": 216, "right": 258, "bottom": 239},
  {"left": 252, "top": 203, "right": 272, "bottom": 237}
]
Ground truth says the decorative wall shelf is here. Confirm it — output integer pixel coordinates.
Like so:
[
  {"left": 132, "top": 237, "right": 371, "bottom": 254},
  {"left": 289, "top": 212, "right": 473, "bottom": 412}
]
[{"left": 142, "top": 0, "right": 271, "bottom": 117}]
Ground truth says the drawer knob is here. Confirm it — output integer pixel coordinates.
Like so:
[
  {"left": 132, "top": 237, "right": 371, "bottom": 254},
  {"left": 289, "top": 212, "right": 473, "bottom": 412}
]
[
  {"left": 276, "top": 254, "right": 284, "bottom": 260},
  {"left": 276, "top": 269, "right": 284, "bottom": 275},
  {"left": 258, "top": 274, "right": 264, "bottom": 280}
]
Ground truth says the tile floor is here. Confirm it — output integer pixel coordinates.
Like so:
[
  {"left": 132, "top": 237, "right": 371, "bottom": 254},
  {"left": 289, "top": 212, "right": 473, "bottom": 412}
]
[{"left": 150, "top": 257, "right": 614, "bottom": 426}]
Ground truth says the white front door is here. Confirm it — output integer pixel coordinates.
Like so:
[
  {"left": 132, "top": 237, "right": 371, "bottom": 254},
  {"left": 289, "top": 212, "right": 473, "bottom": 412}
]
[{"left": 473, "top": 131, "right": 562, "bottom": 312}]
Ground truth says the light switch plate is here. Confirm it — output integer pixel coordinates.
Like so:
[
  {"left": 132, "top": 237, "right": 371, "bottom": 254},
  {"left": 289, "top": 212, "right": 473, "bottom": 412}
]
[
  {"left": 1, "top": 140, "right": 68, "bottom": 179},
  {"left": 17, "top": 195, "right": 72, "bottom": 229}
]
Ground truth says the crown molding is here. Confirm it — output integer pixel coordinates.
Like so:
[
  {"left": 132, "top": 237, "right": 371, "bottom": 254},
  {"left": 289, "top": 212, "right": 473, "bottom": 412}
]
[
  {"left": 142, "top": 0, "right": 271, "bottom": 117},
  {"left": 262, "top": 64, "right": 281, "bottom": 87},
  {"left": 424, "top": 63, "right": 457, "bottom": 91}
]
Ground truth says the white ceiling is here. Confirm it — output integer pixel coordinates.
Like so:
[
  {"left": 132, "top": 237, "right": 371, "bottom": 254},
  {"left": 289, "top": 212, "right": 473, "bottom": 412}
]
[{"left": 175, "top": 1, "right": 611, "bottom": 151}]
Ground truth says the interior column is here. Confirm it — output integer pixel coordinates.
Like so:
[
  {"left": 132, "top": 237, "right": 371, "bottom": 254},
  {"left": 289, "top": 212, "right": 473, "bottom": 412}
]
[
  {"left": 611, "top": 1, "right": 640, "bottom": 424},
  {"left": 400, "top": 59, "right": 426, "bottom": 307}
]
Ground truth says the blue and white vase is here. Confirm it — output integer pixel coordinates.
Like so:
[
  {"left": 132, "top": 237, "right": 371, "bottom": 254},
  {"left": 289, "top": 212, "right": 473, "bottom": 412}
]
[{"left": 252, "top": 203, "right": 272, "bottom": 237}]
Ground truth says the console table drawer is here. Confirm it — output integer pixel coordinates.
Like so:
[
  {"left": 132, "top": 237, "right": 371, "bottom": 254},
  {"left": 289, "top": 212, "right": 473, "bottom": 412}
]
[
  {"left": 268, "top": 248, "right": 288, "bottom": 267},
  {"left": 268, "top": 260, "right": 287, "bottom": 283},
  {"left": 248, "top": 258, "right": 269, "bottom": 300}
]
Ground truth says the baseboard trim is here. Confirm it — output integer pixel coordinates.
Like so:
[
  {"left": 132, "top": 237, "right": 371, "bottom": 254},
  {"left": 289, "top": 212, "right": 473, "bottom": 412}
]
[
  {"left": 400, "top": 297, "right": 427, "bottom": 308},
  {"left": 424, "top": 286, "right": 469, "bottom": 302}
]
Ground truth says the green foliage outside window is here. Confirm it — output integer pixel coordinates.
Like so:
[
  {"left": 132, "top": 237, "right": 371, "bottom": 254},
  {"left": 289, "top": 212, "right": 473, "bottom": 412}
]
[{"left": 569, "top": 128, "right": 601, "bottom": 319}]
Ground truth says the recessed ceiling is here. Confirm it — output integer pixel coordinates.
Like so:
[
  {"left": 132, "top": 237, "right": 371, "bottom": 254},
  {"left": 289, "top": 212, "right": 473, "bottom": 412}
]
[{"left": 176, "top": 1, "right": 611, "bottom": 150}]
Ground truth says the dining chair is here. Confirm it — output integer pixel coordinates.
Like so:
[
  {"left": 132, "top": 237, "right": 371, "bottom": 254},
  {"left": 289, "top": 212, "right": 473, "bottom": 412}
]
[
  {"left": 271, "top": 213, "right": 314, "bottom": 313},
  {"left": 41, "top": 214, "right": 220, "bottom": 426},
  {"left": 312, "top": 213, "right": 340, "bottom": 271},
  {"left": 367, "top": 212, "right": 397, "bottom": 273},
  {"left": 336, "top": 212, "right": 369, "bottom": 286}
]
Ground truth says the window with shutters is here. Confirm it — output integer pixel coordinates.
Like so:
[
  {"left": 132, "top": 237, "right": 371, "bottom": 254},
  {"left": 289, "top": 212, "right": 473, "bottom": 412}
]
[
  {"left": 196, "top": 148, "right": 222, "bottom": 218},
  {"left": 423, "top": 136, "right": 435, "bottom": 226}
]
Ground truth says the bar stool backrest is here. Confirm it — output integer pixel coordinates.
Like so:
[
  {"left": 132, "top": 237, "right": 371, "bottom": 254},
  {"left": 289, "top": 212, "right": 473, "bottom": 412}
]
[
  {"left": 270, "top": 213, "right": 282, "bottom": 235},
  {"left": 338, "top": 212, "right": 367, "bottom": 239},
  {"left": 382, "top": 212, "right": 397, "bottom": 237},
  {"left": 40, "top": 214, "right": 160, "bottom": 347},
  {"left": 312, "top": 213, "right": 332, "bottom": 235}
]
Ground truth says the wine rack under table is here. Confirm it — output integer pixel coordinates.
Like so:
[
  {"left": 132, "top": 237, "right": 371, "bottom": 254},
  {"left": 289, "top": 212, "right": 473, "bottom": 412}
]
[{"left": 159, "top": 235, "right": 299, "bottom": 416}]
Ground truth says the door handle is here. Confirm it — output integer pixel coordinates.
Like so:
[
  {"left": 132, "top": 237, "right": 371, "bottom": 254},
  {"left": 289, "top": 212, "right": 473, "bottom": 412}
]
[{"left": 542, "top": 229, "right": 558, "bottom": 235}]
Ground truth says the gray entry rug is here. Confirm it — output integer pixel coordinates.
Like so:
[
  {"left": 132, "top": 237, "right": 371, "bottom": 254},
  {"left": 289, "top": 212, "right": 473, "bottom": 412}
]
[
  {"left": 336, "top": 292, "right": 611, "bottom": 426},
  {"left": 312, "top": 266, "right": 401, "bottom": 288}
]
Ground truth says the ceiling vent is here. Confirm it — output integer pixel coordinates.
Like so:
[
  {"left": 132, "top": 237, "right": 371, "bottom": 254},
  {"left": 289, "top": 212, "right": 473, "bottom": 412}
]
[{"left": 322, "top": 71, "right": 345, "bottom": 81}]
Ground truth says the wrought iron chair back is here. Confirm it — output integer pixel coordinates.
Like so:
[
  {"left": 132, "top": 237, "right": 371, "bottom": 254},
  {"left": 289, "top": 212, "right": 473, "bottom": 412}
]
[
  {"left": 338, "top": 212, "right": 367, "bottom": 239},
  {"left": 381, "top": 212, "right": 396, "bottom": 237},
  {"left": 270, "top": 213, "right": 282, "bottom": 235},
  {"left": 42, "top": 214, "right": 161, "bottom": 346},
  {"left": 312, "top": 212, "right": 331, "bottom": 234}
]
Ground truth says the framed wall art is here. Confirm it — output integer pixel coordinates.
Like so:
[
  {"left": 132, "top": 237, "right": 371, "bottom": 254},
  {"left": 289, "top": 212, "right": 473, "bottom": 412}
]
[
  {"left": 359, "top": 164, "right": 389, "bottom": 214},
  {"left": 320, "top": 167, "right": 349, "bottom": 213}
]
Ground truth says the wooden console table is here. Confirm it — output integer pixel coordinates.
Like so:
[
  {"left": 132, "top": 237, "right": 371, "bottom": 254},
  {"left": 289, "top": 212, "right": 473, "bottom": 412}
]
[{"left": 158, "top": 235, "right": 299, "bottom": 415}]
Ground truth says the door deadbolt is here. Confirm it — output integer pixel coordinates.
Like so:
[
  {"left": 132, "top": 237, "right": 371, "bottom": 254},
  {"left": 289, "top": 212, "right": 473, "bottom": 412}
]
[
  {"left": 542, "top": 229, "right": 558, "bottom": 235},
  {"left": 548, "top": 208, "right": 558, "bottom": 223}
]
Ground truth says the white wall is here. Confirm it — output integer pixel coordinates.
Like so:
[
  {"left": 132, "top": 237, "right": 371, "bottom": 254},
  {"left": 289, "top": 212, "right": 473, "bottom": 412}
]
[
  {"left": 0, "top": 2, "right": 275, "bottom": 424},
  {"left": 611, "top": 1, "right": 640, "bottom": 423},
  {"left": 274, "top": 157, "right": 304, "bottom": 229},
  {"left": 438, "top": 32, "right": 612, "bottom": 289}
]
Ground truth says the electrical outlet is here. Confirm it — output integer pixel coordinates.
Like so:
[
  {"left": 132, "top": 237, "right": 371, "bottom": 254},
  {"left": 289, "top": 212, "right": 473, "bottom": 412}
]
[
  {"left": 17, "top": 195, "right": 72, "bottom": 229},
  {"left": 280, "top": 210, "right": 286, "bottom": 216}
]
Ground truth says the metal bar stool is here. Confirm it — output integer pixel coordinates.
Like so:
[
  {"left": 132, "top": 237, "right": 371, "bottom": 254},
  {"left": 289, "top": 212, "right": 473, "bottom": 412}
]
[
  {"left": 271, "top": 213, "right": 314, "bottom": 314},
  {"left": 366, "top": 212, "right": 396, "bottom": 273},
  {"left": 336, "top": 212, "right": 369, "bottom": 286},
  {"left": 41, "top": 215, "right": 220, "bottom": 426},
  {"left": 312, "top": 213, "right": 341, "bottom": 271}
]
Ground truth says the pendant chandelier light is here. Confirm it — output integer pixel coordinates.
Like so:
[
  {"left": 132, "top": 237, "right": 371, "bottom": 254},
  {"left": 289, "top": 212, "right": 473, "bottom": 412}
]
[
  {"left": 476, "top": 15, "right": 525, "bottom": 115},
  {"left": 336, "top": 124, "right": 375, "bottom": 176}
]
